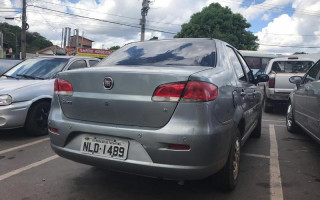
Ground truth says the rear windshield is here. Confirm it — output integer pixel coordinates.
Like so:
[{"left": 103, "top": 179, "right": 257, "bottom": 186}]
[
  {"left": 98, "top": 40, "right": 216, "bottom": 67},
  {"left": 271, "top": 61, "right": 314, "bottom": 73}
]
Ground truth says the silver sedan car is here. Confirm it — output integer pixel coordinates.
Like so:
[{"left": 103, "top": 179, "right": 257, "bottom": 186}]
[
  {"left": 287, "top": 59, "right": 320, "bottom": 143},
  {"left": 49, "top": 39, "right": 269, "bottom": 190},
  {"left": 0, "top": 56, "right": 100, "bottom": 136}
]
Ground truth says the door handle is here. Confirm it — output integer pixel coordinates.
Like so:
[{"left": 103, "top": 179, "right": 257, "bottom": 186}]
[{"left": 240, "top": 89, "right": 246, "bottom": 96}]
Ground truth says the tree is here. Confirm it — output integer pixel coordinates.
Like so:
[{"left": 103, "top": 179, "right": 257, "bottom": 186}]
[
  {"left": 108, "top": 45, "right": 120, "bottom": 51},
  {"left": 174, "top": 3, "right": 258, "bottom": 50},
  {"left": 149, "top": 36, "right": 158, "bottom": 40},
  {"left": 0, "top": 22, "right": 53, "bottom": 57},
  {"left": 293, "top": 52, "right": 307, "bottom": 55}
]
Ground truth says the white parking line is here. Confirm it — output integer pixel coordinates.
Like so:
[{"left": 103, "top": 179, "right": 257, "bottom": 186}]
[
  {"left": 269, "top": 124, "right": 284, "bottom": 200},
  {"left": 242, "top": 153, "right": 271, "bottom": 159},
  {"left": 274, "top": 125, "right": 286, "bottom": 127},
  {"left": 263, "top": 120, "right": 286, "bottom": 123},
  {"left": 0, "top": 155, "right": 59, "bottom": 181},
  {"left": 0, "top": 138, "right": 50, "bottom": 155}
]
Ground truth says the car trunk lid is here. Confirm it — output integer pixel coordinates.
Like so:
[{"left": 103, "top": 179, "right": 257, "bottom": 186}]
[
  {"left": 57, "top": 65, "right": 209, "bottom": 128},
  {"left": 274, "top": 73, "right": 305, "bottom": 93}
]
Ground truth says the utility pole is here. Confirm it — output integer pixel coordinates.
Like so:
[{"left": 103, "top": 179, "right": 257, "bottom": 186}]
[
  {"left": 140, "top": 0, "right": 150, "bottom": 42},
  {"left": 81, "top": 31, "right": 84, "bottom": 48},
  {"left": 21, "top": 0, "right": 27, "bottom": 59}
]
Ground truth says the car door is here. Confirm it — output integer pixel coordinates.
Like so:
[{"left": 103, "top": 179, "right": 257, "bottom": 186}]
[
  {"left": 303, "top": 61, "right": 320, "bottom": 138},
  {"left": 88, "top": 59, "right": 100, "bottom": 67},
  {"left": 236, "top": 50, "right": 262, "bottom": 122},
  {"left": 67, "top": 59, "right": 88, "bottom": 71},
  {"left": 226, "top": 46, "right": 256, "bottom": 137}
]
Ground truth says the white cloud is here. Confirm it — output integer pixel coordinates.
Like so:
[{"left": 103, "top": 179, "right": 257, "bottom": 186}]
[
  {"left": 261, "top": 13, "right": 270, "bottom": 21},
  {"left": 1, "top": 0, "right": 320, "bottom": 54},
  {"left": 0, "top": 0, "right": 18, "bottom": 24},
  {"left": 257, "top": 0, "right": 320, "bottom": 53}
]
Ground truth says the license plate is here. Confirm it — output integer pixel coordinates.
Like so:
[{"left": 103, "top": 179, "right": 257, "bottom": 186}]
[{"left": 80, "top": 136, "right": 129, "bottom": 160}]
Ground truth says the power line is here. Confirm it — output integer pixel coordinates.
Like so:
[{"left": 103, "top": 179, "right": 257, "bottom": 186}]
[
  {"left": 220, "top": 0, "right": 320, "bottom": 17},
  {"left": 28, "top": 5, "right": 177, "bottom": 35},
  {"left": 259, "top": 43, "right": 320, "bottom": 48},
  {"left": 0, "top": 8, "right": 21, "bottom": 10},
  {"left": 30, "top": 0, "right": 181, "bottom": 26},
  {"left": 0, "top": 11, "right": 20, "bottom": 13}
]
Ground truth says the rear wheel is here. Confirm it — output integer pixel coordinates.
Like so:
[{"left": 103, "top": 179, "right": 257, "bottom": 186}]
[
  {"left": 217, "top": 129, "right": 241, "bottom": 191},
  {"left": 286, "top": 102, "right": 299, "bottom": 133},
  {"left": 25, "top": 101, "right": 50, "bottom": 136}
]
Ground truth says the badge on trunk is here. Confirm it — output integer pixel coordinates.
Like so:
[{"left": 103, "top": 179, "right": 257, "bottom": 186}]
[{"left": 103, "top": 77, "right": 114, "bottom": 90}]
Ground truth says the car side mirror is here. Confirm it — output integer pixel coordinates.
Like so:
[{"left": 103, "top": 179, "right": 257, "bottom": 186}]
[
  {"left": 289, "top": 76, "right": 302, "bottom": 87},
  {"left": 256, "top": 74, "right": 269, "bottom": 83}
]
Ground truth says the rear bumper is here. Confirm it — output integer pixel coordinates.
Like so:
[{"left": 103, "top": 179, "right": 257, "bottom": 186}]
[
  {"left": 265, "top": 88, "right": 290, "bottom": 101},
  {"left": 51, "top": 143, "right": 225, "bottom": 180},
  {"left": 49, "top": 96, "right": 235, "bottom": 180},
  {"left": 0, "top": 101, "right": 31, "bottom": 129}
]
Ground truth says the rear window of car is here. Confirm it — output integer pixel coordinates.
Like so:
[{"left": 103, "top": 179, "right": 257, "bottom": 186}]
[
  {"left": 271, "top": 61, "right": 314, "bottom": 73},
  {"left": 98, "top": 40, "right": 216, "bottom": 67}
]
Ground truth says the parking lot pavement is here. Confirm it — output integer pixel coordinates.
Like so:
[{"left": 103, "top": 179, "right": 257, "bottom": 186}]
[{"left": 0, "top": 111, "right": 319, "bottom": 200}]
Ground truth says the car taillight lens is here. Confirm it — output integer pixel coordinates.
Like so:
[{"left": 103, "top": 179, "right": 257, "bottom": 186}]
[
  {"left": 269, "top": 77, "right": 275, "bottom": 88},
  {"left": 54, "top": 78, "right": 73, "bottom": 96},
  {"left": 181, "top": 81, "right": 218, "bottom": 102},
  {"left": 168, "top": 144, "right": 190, "bottom": 150},
  {"left": 152, "top": 82, "right": 186, "bottom": 102},
  {"left": 152, "top": 81, "right": 218, "bottom": 102}
]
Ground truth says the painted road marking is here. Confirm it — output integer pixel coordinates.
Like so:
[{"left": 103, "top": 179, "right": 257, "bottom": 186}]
[
  {"left": 0, "top": 155, "right": 59, "bottom": 181},
  {"left": 263, "top": 120, "right": 286, "bottom": 123},
  {"left": 242, "top": 153, "right": 271, "bottom": 159},
  {"left": 274, "top": 125, "right": 286, "bottom": 127},
  {"left": 269, "top": 124, "right": 284, "bottom": 200},
  {"left": 0, "top": 138, "right": 50, "bottom": 155}
]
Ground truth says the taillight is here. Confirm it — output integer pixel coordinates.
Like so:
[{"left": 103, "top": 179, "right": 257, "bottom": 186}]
[
  {"left": 152, "top": 82, "right": 186, "bottom": 102},
  {"left": 168, "top": 144, "right": 190, "bottom": 150},
  {"left": 269, "top": 77, "right": 275, "bottom": 88},
  {"left": 152, "top": 81, "right": 218, "bottom": 102},
  {"left": 49, "top": 127, "right": 58, "bottom": 133},
  {"left": 54, "top": 78, "right": 73, "bottom": 96},
  {"left": 181, "top": 81, "right": 218, "bottom": 102}
]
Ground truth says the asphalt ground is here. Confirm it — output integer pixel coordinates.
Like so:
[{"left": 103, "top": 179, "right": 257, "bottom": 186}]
[{"left": 0, "top": 108, "right": 319, "bottom": 200}]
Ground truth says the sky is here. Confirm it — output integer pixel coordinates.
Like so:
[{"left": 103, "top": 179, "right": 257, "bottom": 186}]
[{"left": 0, "top": 0, "right": 320, "bottom": 54}]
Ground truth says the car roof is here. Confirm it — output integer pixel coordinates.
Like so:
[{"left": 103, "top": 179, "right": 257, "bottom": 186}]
[
  {"left": 32, "top": 56, "right": 99, "bottom": 60},
  {"left": 124, "top": 38, "right": 216, "bottom": 46},
  {"left": 269, "top": 57, "right": 317, "bottom": 62}
]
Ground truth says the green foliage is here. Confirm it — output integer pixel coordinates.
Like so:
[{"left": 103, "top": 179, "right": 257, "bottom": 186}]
[
  {"left": 293, "top": 52, "right": 307, "bottom": 55},
  {"left": 0, "top": 22, "right": 53, "bottom": 56},
  {"left": 26, "top": 31, "right": 53, "bottom": 53},
  {"left": 149, "top": 36, "right": 158, "bottom": 40},
  {"left": 174, "top": 3, "right": 258, "bottom": 50},
  {"left": 108, "top": 45, "right": 120, "bottom": 51}
]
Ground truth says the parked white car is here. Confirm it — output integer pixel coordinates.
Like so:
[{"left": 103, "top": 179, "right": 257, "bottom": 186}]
[
  {"left": 0, "top": 56, "right": 100, "bottom": 136},
  {"left": 262, "top": 55, "right": 320, "bottom": 112}
]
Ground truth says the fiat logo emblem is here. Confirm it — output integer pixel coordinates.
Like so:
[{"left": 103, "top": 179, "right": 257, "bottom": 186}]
[{"left": 103, "top": 77, "right": 114, "bottom": 90}]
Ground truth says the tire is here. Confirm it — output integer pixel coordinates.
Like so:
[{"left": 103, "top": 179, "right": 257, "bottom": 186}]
[
  {"left": 263, "top": 97, "right": 272, "bottom": 113},
  {"left": 25, "top": 101, "right": 50, "bottom": 136},
  {"left": 217, "top": 129, "right": 241, "bottom": 191},
  {"left": 286, "top": 102, "right": 299, "bottom": 133},
  {"left": 251, "top": 111, "right": 262, "bottom": 138}
]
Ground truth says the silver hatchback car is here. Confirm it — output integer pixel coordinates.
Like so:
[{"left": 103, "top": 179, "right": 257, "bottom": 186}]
[{"left": 49, "top": 39, "right": 269, "bottom": 190}]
